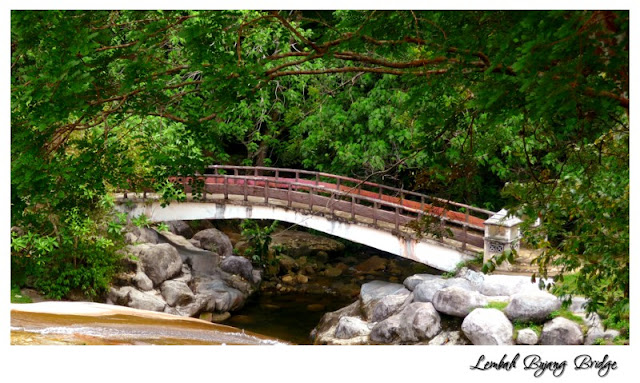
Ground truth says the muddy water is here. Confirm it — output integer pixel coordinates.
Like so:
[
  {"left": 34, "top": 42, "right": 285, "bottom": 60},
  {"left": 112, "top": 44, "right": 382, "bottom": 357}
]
[{"left": 11, "top": 303, "right": 287, "bottom": 345}]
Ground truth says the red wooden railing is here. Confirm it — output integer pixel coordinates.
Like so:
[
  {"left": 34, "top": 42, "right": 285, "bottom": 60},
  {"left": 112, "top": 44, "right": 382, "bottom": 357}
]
[{"left": 128, "top": 165, "right": 495, "bottom": 253}]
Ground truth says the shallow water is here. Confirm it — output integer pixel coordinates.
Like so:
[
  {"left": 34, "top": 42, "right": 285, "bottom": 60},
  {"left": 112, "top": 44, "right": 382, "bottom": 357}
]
[
  {"left": 11, "top": 307, "right": 287, "bottom": 345},
  {"left": 223, "top": 292, "right": 357, "bottom": 344}
]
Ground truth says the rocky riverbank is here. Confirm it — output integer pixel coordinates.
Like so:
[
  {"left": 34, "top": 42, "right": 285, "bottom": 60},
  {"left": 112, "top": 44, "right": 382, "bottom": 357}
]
[
  {"left": 108, "top": 224, "right": 262, "bottom": 322},
  {"left": 107, "top": 219, "right": 437, "bottom": 329},
  {"left": 311, "top": 268, "right": 620, "bottom": 345}
]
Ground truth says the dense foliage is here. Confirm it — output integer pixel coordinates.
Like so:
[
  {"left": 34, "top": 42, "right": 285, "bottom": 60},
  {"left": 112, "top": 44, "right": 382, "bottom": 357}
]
[{"left": 12, "top": 11, "right": 628, "bottom": 330}]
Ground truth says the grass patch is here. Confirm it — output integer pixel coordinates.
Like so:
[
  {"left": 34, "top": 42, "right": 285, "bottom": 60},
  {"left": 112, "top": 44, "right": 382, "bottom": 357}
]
[
  {"left": 550, "top": 308, "right": 583, "bottom": 323},
  {"left": 512, "top": 320, "right": 543, "bottom": 337},
  {"left": 485, "top": 301, "right": 508, "bottom": 311},
  {"left": 11, "top": 286, "right": 32, "bottom": 304}
]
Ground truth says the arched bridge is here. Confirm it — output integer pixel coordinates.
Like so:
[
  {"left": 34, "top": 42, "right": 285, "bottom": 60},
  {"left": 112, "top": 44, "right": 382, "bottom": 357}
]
[{"left": 115, "top": 165, "right": 517, "bottom": 272}]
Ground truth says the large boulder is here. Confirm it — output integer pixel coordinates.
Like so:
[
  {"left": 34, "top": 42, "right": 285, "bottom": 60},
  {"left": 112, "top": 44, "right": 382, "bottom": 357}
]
[
  {"left": 413, "top": 279, "right": 448, "bottom": 303},
  {"left": 334, "top": 316, "right": 371, "bottom": 339},
  {"left": 370, "top": 314, "right": 403, "bottom": 344},
  {"left": 403, "top": 273, "right": 441, "bottom": 291},
  {"left": 132, "top": 271, "right": 154, "bottom": 291},
  {"left": 539, "top": 317, "right": 584, "bottom": 345},
  {"left": 130, "top": 243, "right": 183, "bottom": 286},
  {"left": 480, "top": 274, "right": 539, "bottom": 296},
  {"left": 431, "top": 286, "right": 489, "bottom": 317},
  {"left": 192, "top": 278, "right": 245, "bottom": 313},
  {"left": 413, "top": 277, "right": 475, "bottom": 303},
  {"left": 127, "top": 289, "right": 167, "bottom": 312},
  {"left": 166, "top": 220, "right": 194, "bottom": 239},
  {"left": 359, "top": 281, "right": 410, "bottom": 321},
  {"left": 371, "top": 293, "right": 413, "bottom": 322},
  {"left": 270, "top": 230, "right": 345, "bottom": 258},
  {"left": 160, "top": 280, "right": 195, "bottom": 307},
  {"left": 461, "top": 308, "right": 514, "bottom": 345},
  {"left": 192, "top": 228, "right": 234, "bottom": 257},
  {"left": 311, "top": 301, "right": 364, "bottom": 345},
  {"left": 370, "top": 302, "right": 442, "bottom": 344},
  {"left": 396, "top": 302, "right": 442, "bottom": 342},
  {"left": 220, "top": 255, "right": 256, "bottom": 283},
  {"left": 131, "top": 227, "right": 160, "bottom": 244},
  {"left": 504, "top": 290, "right": 561, "bottom": 322}
]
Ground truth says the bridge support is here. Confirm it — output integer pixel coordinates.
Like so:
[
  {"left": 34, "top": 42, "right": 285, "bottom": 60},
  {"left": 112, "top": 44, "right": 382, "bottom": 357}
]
[{"left": 483, "top": 209, "right": 522, "bottom": 269}]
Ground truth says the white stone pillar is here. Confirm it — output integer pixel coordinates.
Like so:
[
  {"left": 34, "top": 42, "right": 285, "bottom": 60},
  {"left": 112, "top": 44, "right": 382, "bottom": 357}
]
[{"left": 483, "top": 209, "right": 523, "bottom": 266}]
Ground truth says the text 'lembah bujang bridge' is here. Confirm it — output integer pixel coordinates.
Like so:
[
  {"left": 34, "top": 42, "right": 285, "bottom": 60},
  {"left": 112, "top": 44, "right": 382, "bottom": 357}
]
[{"left": 115, "top": 165, "right": 523, "bottom": 272}]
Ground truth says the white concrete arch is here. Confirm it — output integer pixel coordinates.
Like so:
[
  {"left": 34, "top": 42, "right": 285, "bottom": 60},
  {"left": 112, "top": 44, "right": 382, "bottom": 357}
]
[{"left": 116, "top": 199, "right": 476, "bottom": 272}]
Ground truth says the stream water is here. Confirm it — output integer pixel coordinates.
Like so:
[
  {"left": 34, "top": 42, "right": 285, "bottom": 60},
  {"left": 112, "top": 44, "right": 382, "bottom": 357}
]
[{"left": 223, "top": 292, "right": 357, "bottom": 344}]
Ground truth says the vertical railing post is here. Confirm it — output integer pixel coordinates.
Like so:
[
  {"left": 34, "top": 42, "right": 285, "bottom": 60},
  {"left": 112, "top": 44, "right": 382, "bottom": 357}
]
[
  {"left": 420, "top": 195, "right": 425, "bottom": 211},
  {"left": 395, "top": 206, "right": 400, "bottom": 230},
  {"left": 264, "top": 177, "right": 269, "bottom": 204},
  {"left": 224, "top": 175, "right": 228, "bottom": 200},
  {"left": 462, "top": 209, "right": 469, "bottom": 251},
  {"left": 243, "top": 176, "right": 248, "bottom": 201},
  {"left": 287, "top": 184, "right": 292, "bottom": 208},
  {"left": 330, "top": 191, "right": 335, "bottom": 216},
  {"left": 351, "top": 195, "right": 355, "bottom": 220},
  {"left": 373, "top": 201, "right": 378, "bottom": 226},
  {"left": 309, "top": 187, "right": 314, "bottom": 210}
]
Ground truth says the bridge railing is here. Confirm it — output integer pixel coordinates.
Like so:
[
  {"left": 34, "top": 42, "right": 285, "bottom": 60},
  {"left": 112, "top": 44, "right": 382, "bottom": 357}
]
[{"left": 156, "top": 165, "right": 496, "bottom": 253}]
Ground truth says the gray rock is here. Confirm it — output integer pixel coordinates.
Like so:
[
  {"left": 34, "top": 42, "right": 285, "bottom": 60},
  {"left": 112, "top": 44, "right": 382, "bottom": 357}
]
[
  {"left": 504, "top": 290, "right": 561, "bottom": 322},
  {"left": 413, "top": 277, "right": 475, "bottom": 303},
  {"left": 428, "top": 330, "right": 470, "bottom": 345},
  {"left": 396, "top": 302, "right": 441, "bottom": 342},
  {"left": 193, "top": 278, "right": 245, "bottom": 313},
  {"left": 370, "top": 314, "right": 403, "bottom": 344},
  {"left": 568, "top": 296, "right": 589, "bottom": 313},
  {"left": 158, "top": 230, "right": 202, "bottom": 251},
  {"left": 456, "top": 267, "right": 485, "bottom": 289},
  {"left": 166, "top": 220, "right": 194, "bottom": 239},
  {"left": 107, "top": 286, "right": 135, "bottom": 306},
  {"left": 516, "top": 328, "right": 539, "bottom": 345},
  {"left": 334, "top": 316, "right": 371, "bottom": 339},
  {"left": 403, "top": 274, "right": 441, "bottom": 291},
  {"left": 413, "top": 279, "right": 448, "bottom": 303},
  {"left": 173, "top": 264, "right": 193, "bottom": 283},
  {"left": 539, "top": 317, "right": 584, "bottom": 345},
  {"left": 480, "top": 274, "right": 539, "bottom": 296},
  {"left": 311, "top": 301, "right": 363, "bottom": 344},
  {"left": 133, "top": 271, "right": 153, "bottom": 291},
  {"left": 161, "top": 280, "right": 195, "bottom": 307},
  {"left": 360, "top": 281, "right": 410, "bottom": 321},
  {"left": 603, "top": 329, "right": 621, "bottom": 340},
  {"left": 584, "top": 327, "right": 606, "bottom": 345},
  {"left": 124, "top": 232, "right": 138, "bottom": 245},
  {"left": 371, "top": 292, "right": 413, "bottom": 322},
  {"left": 220, "top": 255, "right": 256, "bottom": 283},
  {"left": 192, "top": 228, "right": 234, "bottom": 257},
  {"left": 130, "top": 243, "right": 183, "bottom": 286},
  {"left": 432, "top": 286, "right": 489, "bottom": 317},
  {"left": 127, "top": 289, "right": 167, "bottom": 312},
  {"left": 131, "top": 227, "right": 160, "bottom": 244},
  {"left": 461, "top": 308, "right": 514, "bottom": 345},
  {"left": 189, "top": 239, "right": 202, "bottom": 248}
]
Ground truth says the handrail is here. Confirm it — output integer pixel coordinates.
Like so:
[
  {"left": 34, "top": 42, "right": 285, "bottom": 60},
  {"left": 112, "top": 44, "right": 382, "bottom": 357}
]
[
  {"left": 119, "top": 166, "right": 493, "bottom": 253},
  {"left": 174, "top": 174, "right": 486, "bottom": 232},
  {"left": 206, "top": 165, "right": 495, "bottom": 217}
]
